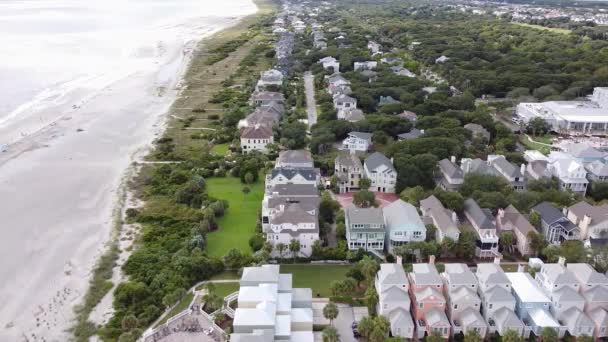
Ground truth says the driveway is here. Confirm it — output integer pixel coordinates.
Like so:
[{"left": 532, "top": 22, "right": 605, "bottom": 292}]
[
  {"left": 304, "top": 71, "right": 317, "bottom": 127},
  {"left": 334, "top": 304, "right": 357, "bottom": 342}
]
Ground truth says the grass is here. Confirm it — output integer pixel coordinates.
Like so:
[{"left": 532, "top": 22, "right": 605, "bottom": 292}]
[
  {"left": 211, "top": 143, "right": 229, "bottom": 156},
  {"left": 214, "top": 282, "right": 240, "bottom": 298},
  {"left": 279, "top": 264, "right": 354, "bottom": 297},
  {"left": 511, "top": 22, "right": 572, "bottom": 35},
  {"left": 205, "top": 176, "right": 264, "bottom": 257},
  {"left": 520, "top": 134, "right": 552, "bottom": 155},
  {"left": 210, "top": 270, "right": 241, "bottom": 280},
  {"left": 155, "top": 292, "right": 195, "bottom": 327}
]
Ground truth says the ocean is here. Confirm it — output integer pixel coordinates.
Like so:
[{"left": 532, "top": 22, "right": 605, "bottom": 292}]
[{"left": 0, "top": 0, "right": 257, "bottom": 144}]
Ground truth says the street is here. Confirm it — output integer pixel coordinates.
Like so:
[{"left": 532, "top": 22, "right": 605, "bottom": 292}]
[{"left": 304, "top": 70, "right": 318, "bottom": 127}]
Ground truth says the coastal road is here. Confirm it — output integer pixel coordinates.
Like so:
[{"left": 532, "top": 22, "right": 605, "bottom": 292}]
[{"left": 304, "top": 71, "right": 317, "bottom": 127}]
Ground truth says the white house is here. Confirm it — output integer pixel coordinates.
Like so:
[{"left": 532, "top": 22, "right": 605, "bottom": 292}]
[
  {"left": 342, "top": 131, "right": 372, "bottom": 153},
  {"left": 463, "top": 199, "right": 500, "bottom": 259},
  {"left": 266, "top": 203, "right": 320, "bottom": 257},
  {"left": 367, "top": 41, "right": 381, "bottom": 54},
  {"left": 240, "top": 125, "right": 274, "bottom": 154},
  {"left": 318, "top": 56, "right": 340, "bottom": 72},
  {"left": 547, "top": 153, "right": 588, "bottom": 195},
  {"left": 256, "top": 69, "right": 283, "bottom": 90},
  {"left": 383, "top": 200, "right": 426, "bottom": 253},
  {"left": 265, "top": 167, "right": 320, "bottom": 191},
  {"left": 232, "top": 265, "right": 314, "bottom": 341},
  {"left": 443, "top": 263, "right": 487, "bottom": 338},
  {"left": 364, "top": 152, "right": 397, "bottom": 193},
  {"left": 276, "top": 150, "right": 314, "bottom": 168},
  {"left": 565, "top": 201, "right": 608, "bottom": 243},
  {"left": 375, "top": 262, "right": 415, "bottom": 339},
  {"left": 333, "top": 94, "right": 357, "bottom": 112},
  {"left": 353, "top": 61, "right": 377, "bottom": 72},
  {"left": 345, "top": 205, "right": 385, "bottom": 251}
]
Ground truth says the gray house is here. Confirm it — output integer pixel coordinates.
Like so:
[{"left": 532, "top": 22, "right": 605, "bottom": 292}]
[
  {"left": 464, "top": 123, "right": 491, "bottom": 142},
  {"left": 464, "top": 199, "right": 499, "bottom": 258},
  {"left": 531, "top": 202, "right": 581, "bottom": 245},
  {"left": 345, "top": 205, "right": 385, "bottom": 251},
  {"left": 437, "top": 158, "right": 464, "bottom": 191}
]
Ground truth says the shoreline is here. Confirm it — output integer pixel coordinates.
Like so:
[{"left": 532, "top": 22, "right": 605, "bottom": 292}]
[{"left": 0, "top": 5, "right": 257, "bottom": 342}]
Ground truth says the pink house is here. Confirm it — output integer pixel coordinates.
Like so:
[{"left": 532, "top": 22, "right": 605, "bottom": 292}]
[{"left": 408, "top": 258, "right": 451, "bottom": 338}]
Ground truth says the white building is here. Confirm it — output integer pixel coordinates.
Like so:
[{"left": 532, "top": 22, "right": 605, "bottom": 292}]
[
  {"left": 547, "top": 152, "right": 588, "bottom": 195},
  {"left": 318, "top": 56, "right": 340, "bottom": 72},
  {"left": 232, "top": 265, "right": 314, "bottom": 341},
  {"left": 256, "top": 69, "right": 284, "bottom": 91},
  {"left": 342, "top": 131, "right": 372, "bottom": 153},
  {"left": 375, "top": 262, "right": 415, "bottom": 339},
  {"left": 353, "top": 61, "right": 377, "bottom": 72},
  {"left": 364, "top": 152, "right": 397, "bottom": 193},
  {"left": 516, "top": 87, "right": 608, "bottom": 135},
  {"left": 240, "top": 125, "right": 274, "bottom": 154},
  {"left": 383, "top": 200, "right": 426, "bottom": 253},
  {"left": 345, "top": 205, "right": 385, "bottom": 251}
]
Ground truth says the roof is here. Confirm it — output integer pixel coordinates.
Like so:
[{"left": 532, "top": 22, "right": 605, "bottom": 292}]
[
  {"left": 501, "top": 205, "right": 537, "bottom": 236},
  {"left": 335, "top": 152, "right": 362, "bottom": 169},
  {"left": 490, "top": 156, "right": 522, "bottom": 178},
  {"left": 485, "top": 285, "right": 514, "bottom": 302},
  {"left": 586, "top": 160, "right": 608, "bottom": 177},
  {"left": 444, "top": 263, "right": 478, "bottom": 287},
  {"left": 252, "top": 91, "right": 285, "bottom": 102},
  {"left": 276, "top": 150, "right": 313, "bottom": 167},
  {"left": 268, "top": 184, "right": 318, "bottom": 197},
  {"left": 528, "top": 308, "right": 561, "bottom": 328},
  {"left": 271, "top": 203, "right": 318, "bottom": 226},
  {"left": 460, "top": 308, "right": 486, "bottom": 327},
  {"left": 559, "top": 307, "right": 594, "bottom": 329},
  {"left": 552, "top": 286, "right": 584, "bottom": 303},
  {"left": 532, "top": 202, "right": 576, "bottom": 232},
  {"left": 567, "top": 263, "right": 608, "bottom": 286},
  {"left": 426, "top": 308, "right": 450, "bottom": 327},
  {"left": 343, "top": 108, "right": 365, "bottom": 122},
  {"left": 438, "top": 158, "right": 464, "bottom": 179},
  {"left": 461, "top": 158, "right": 498, "bottom": 176},
  {"left": 241, "top": 265, "right": 281, "bottom": 284},
  {"left": 567, "top": 201, "right": 608, "bottom": 226},
  {"left": 505, "top": 272, "right": 550, "bottom": 303},
  {"left": 476, "top": 263, "right": 510, "bottom": 287},
  {"left": 365, "top": 152, "right": 395, "bottom": 173},
  {"left": 541, "top": 263, "right": 579, "bottom": 286},
  {"left": 383, "top": 199, "right": 425, "bottom": 232},
  {"left": 492, "top": 307, "right": 523, "bottom": 329},
  {"left": 270, "top": 167, "right": 318, "bottom": 182},
  {"left": 334, "top": 94, "right": 356, "bottom": 103},
  {"left": 241, "top": 125, "right": 274, "bottom": 139},
  {"left": 382, "top": 286, "right": 411, "bottom": 303},
  {"left": 348, "top": 131, "right": 372, "bottom": 140},
  {"left": 464, "top": 123, "right": 490, "bottom": 138},
  {"left": 388, "top": 308, "right": 414, "bottom": 331},
  {"left": 449, "top": 286, "right": 479, "bottom": 303},
  {"left": 464, "top": 198, "right": 495, "bottom": 229},
  {"left": 346, "top": 206, "right": 384, "bottom": 225},
  {"left": 397, "top": 128, "right": 423, "bottom": 140},
  {"left": 419, "top": 195, "right": 459, "bottom": 237},
  {"left": 583, "top": 284, "right": 608, "bottom": 302},
  {"left": 378, "top": 263, "right": 408, "bottom": 285},
  {"left": 562, "top": 142, "right": 606, "bottom": 159},
  {"left": 588, "top": 308, "right": 608, "bottom": 326},
  {"left": 411, "top": 263, "right": 442, "bottom": 286}
]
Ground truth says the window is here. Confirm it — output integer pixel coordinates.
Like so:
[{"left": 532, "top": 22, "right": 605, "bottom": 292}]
[
  {"left": 419, "top": 303, "right": 423, "bottom": 308},
  {"left": 489, "top": 304, "right": 493, "bottom": 309},
  {"left": 454, "top": 304, "right": 458, "bottom": 310}
]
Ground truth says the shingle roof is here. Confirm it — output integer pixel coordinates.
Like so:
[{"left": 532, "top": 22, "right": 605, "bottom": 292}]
[
  {"left": 382, "top": 286, "right": 410, "bottom": 303},
  {"left": 251, "top": 91, "right": 285, "bottom": 102},
  {"left": 492, "top": 307, "right": 523, "bottom": 330},
  {"left": 378, "top": 263, "right": 408, "bottom": 285},
  {"left": 419, "top": 195, "right": 459, "bottom": 237},
  {"left": 553, "top": 286, "right": 584, "bottom": 303},
  {"left": 388, "top": 308, "right": 414, "bottom": 331},
  {"left": 343, "top": 109, "right": 365, "bottom": 122},
  {"left": 532, "top": 202, "right": 578, "bottom": 231},
  {"left": 567, "top": 201, "right": 608, "bottom": 226},
  {"left": 501, "top": 205, "right": 537, "bottom": 236},
  {"left": 476, "top": 263, "right": 511, "bottom": 287},
  {"left": 383, "top": 199, "right": 425, "bottom": 233},
  {"left": 411, "top": 263, "right": 442, "bottom": 286},
  {"left": 490, "top": 156, "right": 522, "bottom": 178},
  {"left": 567, "top": 263, "right": 608, "bottom": 286},
  {"left": 268, "top": 184, "right": 318, "bottom": 197},
  {"left": 588, "top": 308, "right": 608, "bottom": 326},
  {"left": 365, "top": 152, "right": 395, "bottom": 173},
  {"left": 460, "top": 308, "right": 486, "bottom": 327},
  {"left": 585, "top": 160, "right": 608, "bottom": 177},
  {"left": 464, "top": 198, "right": 495, "bottom": 229},
  {"left": 583, "top": 285, "right": 608, "bottom": 302},
  {"left": 335, "top": 152, "right": 362, "bottom": 169},
  {"left": 449, "top": 286, "right": 479, "bottom": 303},
  {"left": 271, "top": 203, "right": 318, "bottom": 225},
  {"left": 438, "top": 158, "right": 463, "bottom": 179},
  {"left": 241, "top": 125, "right": 274, "bottom": 139},
  {"left": 397, "top": 128, "right": 422, "bottom": 140},
  {"left": 541, "top": 263, "right": 579, "bottom": 286},
  {"left": 334, "top": 94, "right": 356, "bottom": 103},
  {"left": 270, "top": 167, "right": 318, "bottom": 181},
  {"left": 558, "top": 307, "right": 594, "bottom": 330},
  {"left": 348, "top": 131, "right": 372, "bottom": 140},
  {"left": 276, "top": 150, "right": 313, "bottom": 167},
  {"left": 444, "top": 263, "right": 478, "bottom": 286},
  {"left": 346, "top": 205, "right": 384, "bottom": 225},
  {"left": 485, "top": 285, "right": 514, "bottom": 302},
  {"left": 426, "top": 308, "right": 450, "bottom": 327}
]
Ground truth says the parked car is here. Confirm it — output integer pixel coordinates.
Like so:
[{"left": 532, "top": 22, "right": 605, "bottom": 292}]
[{"left": 352, "top": 322, "right": 360, "bottom": 337}]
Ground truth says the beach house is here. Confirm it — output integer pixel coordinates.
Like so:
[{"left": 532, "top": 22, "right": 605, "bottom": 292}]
[{"left": 382, "top": 200, "right": 426, "bottom": 253}]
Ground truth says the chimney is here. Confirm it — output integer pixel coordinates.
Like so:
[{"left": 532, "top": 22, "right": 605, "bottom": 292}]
[
  {"left": 517, "top": 264, "right": 525, "bottom": 273},
  {"left": 520, "top": 164, "right": 526, "bottom": 175},
  {"left": 390, "top": 157, "right": 394, "bottom": 164},
  {"left": 493, "top": 257, "right": 501, "bottom": 265},
  {"left": 396, "top": 255, "right": 403, "bottom": 265},
  {"left": 451, "top": 155, "right": 456, "bottom": 163},
  {"left": 558, "top": 256, "right": 566, "bottom": 267},
  {"left": 429, "top": 255, "right": 436, "bottom": 265},
  {"left": 420, "top": 129, "right": 425, "bottom": 134},
  {"left": 451, "top": 212, "right": 458, "bottom": 224}
]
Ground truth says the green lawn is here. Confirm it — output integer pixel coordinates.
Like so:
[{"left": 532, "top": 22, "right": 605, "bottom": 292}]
[
  {"left": 211, "top": 143, "right": 229, "bottom": 156},
  {"left": 155, "top": 291, "right": 194, "bottom": 327},
  {"left": 210, "top": 270, "right": 241, "bottom": 280},
  {"left": 215, "top": 282, "right": 240, "bottom": 298},
  {"left": 520, "top": 135, "right": 552, "bottom": 155},
  {"left": 279, "top": 264, "right": 353, "bottom": 297},
  {"left": 511, "top": 22, "right": 571, "bottom": 35},
  {"left": 205, "top": 176, "right": 264, "bottom": 257}
]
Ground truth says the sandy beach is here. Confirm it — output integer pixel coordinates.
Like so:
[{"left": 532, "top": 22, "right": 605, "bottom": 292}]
[{"left": 0, "top": 1, "right": 257, "bottom": 340}]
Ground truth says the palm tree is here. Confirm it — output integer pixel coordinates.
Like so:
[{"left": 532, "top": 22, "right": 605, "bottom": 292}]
[
  {"left": 464, "top": 329, "right": 482, "bottom": 342},
  {"left": 276, "top": 242, "right": 286, "bottom": 259},
  {"left": 501, "top": 329, "right": 524, "bottom": 342},
  {"left": 288, "top": 239, "right": 301, "bottom": 262},
  {"left": 322, "top": 326, "right": 340, "bottom": 342},
  {"left": 364, "top": 286, "right": 379, "bottom": 315},
  {"left": 540, "top": 327, "right": 558, "bottom": 342},
  {"left": 323, "top": 302, "right": 339, "bottom": 326},
  {"left": 357, "top": 316, "right": 375, "bottom": 339}
]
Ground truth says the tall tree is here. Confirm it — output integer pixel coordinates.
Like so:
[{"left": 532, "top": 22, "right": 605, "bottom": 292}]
[
  {"left": 289, "top": 239, "right": 301, "bottom": 262},
  {"left": 464, "top": 329, "right": 482, "bottom": 342},
  {"left": 276, "top": 242, "right": 286, "bottom": 259},
  {"left": 540, "top": 327, "right": 558, "bottom": 342},
  {"left": 322, "top": 326, "right": 340, "bottom": 342},
  {"left": 323, "top": 302, "right": 339, "bottom": 326},
  {"left": 502, "top": 329, "right": 524, "bottom": 342}
]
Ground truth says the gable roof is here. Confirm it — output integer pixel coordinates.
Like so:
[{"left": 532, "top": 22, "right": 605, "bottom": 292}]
[
  {"left": 388, "top": 308, "right": 414, "bottom": 331},
  {"left": 476, "top": 263, "right": 510, "bottom": 287},
  {"left": 532, "top": 202, "right": 572, "bottom": 227},
  {"left": 334, "top": 94, "right": 356, "bottom": 103},
  {"left": 346, "top": 205, "right": 384, "bottom": 225},
  {"left": 541, "top": 263, "right": 579, "bottom": 286},
  {"left": 464, "top": 123, "right": 490, "bottom": 138},
  {"left": 348, "top": 131, "right": 372, "bottom": 140},
  {"left": 501, "top": 205, "right": 537, "bottom": 236},
  {"left": 589, "top": 308, "right": 608, "bottom": 326},
  {"left": 460, "top": 308, "right": 487, "bottom": 327},
  {"left": 365, "top": 152, "right": 395, "bottom": 173},
  {"left": 415, "top": 286, "right": 445, "bottom": 302},
  {"left": 567, "top": 201, "right": 608, "bottom": 226},
  {"left": 426, "top": 308, "right": 450, "bottom": 327},
  {"left": 383, "top": 199, "right": 425, "bottom": 232},
  {"left": 485, "top": 285, "right": 514, "bottom": 302},
  {"left": 276, "top": 150, "right": 313, "bottom": 167},
  {"left": 378, "top": 263, "right": 408, "bottom": 285},
  {"left": 411, "top": 263, "right": 442, "bottom": 286},
  {"left": 397, "top": 128, "right": 423, "bottom": 140},
  {"left": 335, "top": 152, "right": 362, "bottom": 169},
  {"left": 419, "top": 195, "right": 459, "bottom": 237},
  {"left": 271, "top": 202, "right": 318, "bottom": 226},
  {"left": 490, "top": 156, "right": 522, "bottom": 178},
  {"left": 241, "top": 125, "right": 273, "bottom": 139},
  {"left": 585, "top": 160, "right": 608, "bottom": 177},
  {"left": 491, "top": 307, "right": 523, "bottom": 329},
  {"left": 558, "top": 307, "right": 594, "bottom": 329},
  {"left": 464, "top": 198, "right": 495, "bottom": 229},
  {"left": 567, "top": 263, "right": 608, "bottom": 286},
  {"left": 270, "top": 167, "right": 318, "bottom": 181},
  {"left": 449, "top": 286, "right": 479, "bottom": 303},
  {"left": 444, "top": 263, "right": 478, "bottom": 286},
  {"left": 582, "top": 284, "right": 608, "bottom": 302},
  {"left": 382, "top": 286, "right": 410, "bottom": 303},
  {"left": 343, "top": 108, "right": 365, "bottom": 122},
  {"left": 438, "top": 158, "right": 463, "bottom": 179}
]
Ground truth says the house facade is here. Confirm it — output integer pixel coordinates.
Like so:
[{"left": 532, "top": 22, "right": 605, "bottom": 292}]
[
  {"left": 375, "top": 262, "right": 415, "bottom": 339},
  {"left": 345, "top": 205, "right": 385, "bottom": 251},
  {"left": 565, "top": 201, "right": 608, "bottom": 243},
  {"left": 364, "top": 152, "right": 397, "bottom": 193},
  {"left": 463, "top": 199, "right": 500, "bottom": 259},
  {"left": 496, "top": 205, "right": 538, "bottom": 256},
  {"left": 383, "top": 200, "right": 426, "bottom": 253},
  {"left": 409, "top": 261, "right": 451, "bottom": 338},
  {"left": 265, "top": 167, "right": 320, "bottom": 191},
  {"left": 532, "top": 202, "right": 581, "bottom": 245},
  {"left": 420, "top": 195, "right": 460, "bottom": 243},
  {"left": 240, "top": 125, "right": 274, "bottom": 154},
  {"left": 333, "top": 94, "right": 357, "bottom": 112},
  {"left": 342, "top": 131, "right": 372, "bottom": 153},
  {"left": 547, "top": 154, "right": 589, "bottom": 195},
  {"left": 334, "top": 153, "right": 363, "bottom": 193},
  {"left": 437, "top": 157, "right": 464, "bottom": 191}
]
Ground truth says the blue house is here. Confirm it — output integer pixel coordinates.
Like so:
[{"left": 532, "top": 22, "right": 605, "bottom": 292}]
[
  {"left": 506, "top": 272, "right": 567, "bottom": 338},
  {"left": 382, "top": 199, "right": 426, "bottom": 253}
]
